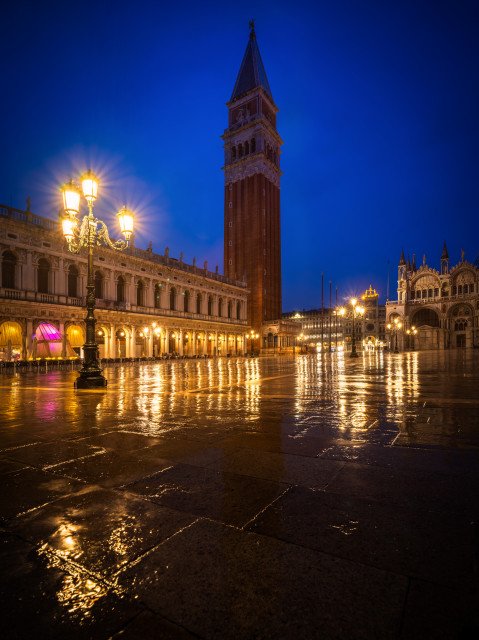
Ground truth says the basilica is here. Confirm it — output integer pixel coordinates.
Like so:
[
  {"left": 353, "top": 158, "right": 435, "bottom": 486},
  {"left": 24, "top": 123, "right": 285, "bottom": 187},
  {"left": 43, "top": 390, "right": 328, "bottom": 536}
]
[{"left": 386, "top": 244, "right": 479, "bottom": 350}]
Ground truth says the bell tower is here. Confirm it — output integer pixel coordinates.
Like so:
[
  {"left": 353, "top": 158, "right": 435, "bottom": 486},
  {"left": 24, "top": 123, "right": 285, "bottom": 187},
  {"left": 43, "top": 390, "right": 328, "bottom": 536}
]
[{"left": 222, "top": 24, "right": 283, "bottom": 332}]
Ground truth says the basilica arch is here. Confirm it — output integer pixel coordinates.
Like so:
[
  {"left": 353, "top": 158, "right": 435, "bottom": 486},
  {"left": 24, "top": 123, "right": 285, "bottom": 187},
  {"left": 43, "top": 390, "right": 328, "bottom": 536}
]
[{"left": 448, "top": 303, "right": 474, "bottom": 348}]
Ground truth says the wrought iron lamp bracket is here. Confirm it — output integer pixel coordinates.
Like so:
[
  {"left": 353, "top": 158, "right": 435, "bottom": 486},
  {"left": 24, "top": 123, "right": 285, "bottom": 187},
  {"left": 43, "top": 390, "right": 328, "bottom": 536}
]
[{"left": 96, "top": 219, "right": 128, "bottom": 251}]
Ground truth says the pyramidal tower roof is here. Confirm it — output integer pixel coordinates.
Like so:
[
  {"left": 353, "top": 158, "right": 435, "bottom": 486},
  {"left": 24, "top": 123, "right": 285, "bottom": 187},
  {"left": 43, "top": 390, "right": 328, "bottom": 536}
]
[
  {"left": 441, "top": 241, "right": 449, "bottom": 260},
  {"left": 231, "top": 23, "right": 273, "bottom": 101}
]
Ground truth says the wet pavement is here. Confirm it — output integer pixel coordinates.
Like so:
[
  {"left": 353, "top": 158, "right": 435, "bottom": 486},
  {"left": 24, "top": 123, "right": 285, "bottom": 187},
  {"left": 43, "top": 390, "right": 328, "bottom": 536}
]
[{"left": 0, "top": 351, "right": 478, "bottom": 639}]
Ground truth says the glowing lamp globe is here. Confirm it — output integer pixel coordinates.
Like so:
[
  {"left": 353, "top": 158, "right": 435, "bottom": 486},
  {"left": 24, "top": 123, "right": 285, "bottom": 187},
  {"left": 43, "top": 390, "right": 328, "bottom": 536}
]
[
  {"left": 61, "top": 215, "right": 76, "bottom": 241},
  {"left": 81, "top": 169, "right": 99, "bottom": 204},
  {"left": 61, "top": 180, "right": 80, "bottom": 216},
  {"left": 117, "top": 206, "right": 134, "bottom": 241}
]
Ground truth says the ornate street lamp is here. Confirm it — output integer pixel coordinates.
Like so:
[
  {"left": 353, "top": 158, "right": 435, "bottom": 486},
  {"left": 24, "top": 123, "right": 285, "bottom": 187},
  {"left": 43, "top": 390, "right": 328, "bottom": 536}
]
[
  {"left": 152, "top": 323, "right": 161, "bottom": 358},
  {"left": 406, "top": 325, "right": 417, "bottom": 350},
  {"left": 61, "top": 170, "right": 134, "bottom": 388},
  {"left": 348, "top": 298, "right": 365, "bottom": 358},
  {"left": 387, "top": 317, "right": 403, "bottom": 353}
]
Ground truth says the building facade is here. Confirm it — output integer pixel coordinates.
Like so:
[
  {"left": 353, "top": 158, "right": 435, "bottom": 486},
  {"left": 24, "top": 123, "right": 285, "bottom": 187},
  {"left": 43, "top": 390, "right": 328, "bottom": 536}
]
[
  {"left": 386, "top": 245, "right": 479, "bottom": 350},
  {"left": 283, "top": 286, "right": 386, "bottom": 353},
  {"left": 222, "top": 25, "right": 282, "bottom": 333},
  {"left": 0, "top": 204, "right": 249, "bottom": 361}
]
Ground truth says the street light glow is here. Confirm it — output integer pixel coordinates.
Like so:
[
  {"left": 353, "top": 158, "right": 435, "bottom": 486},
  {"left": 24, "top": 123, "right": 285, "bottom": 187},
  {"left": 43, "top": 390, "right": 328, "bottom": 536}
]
[{"left": 81, "top": 169, "right": 99, "bottom": 204}]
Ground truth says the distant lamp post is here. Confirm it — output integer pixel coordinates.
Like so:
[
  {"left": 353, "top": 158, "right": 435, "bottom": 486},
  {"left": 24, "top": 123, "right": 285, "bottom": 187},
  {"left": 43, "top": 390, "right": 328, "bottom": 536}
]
[
  {"left": 61, "top": 170, "right": 134, "bottom": 388},
  {"left": 347, "top": 298, "right": 365, "bottom": 358},
  {"left": 387, "top": 317, "right": 403, "bottom": 353},
  {"left": 406, "top": 325, "right": 417, "bottom": 350},
  {"left": 248, "top": 330, "right": 259, "bottom": 354},
  {"left": 152, "top": 323, "right": 161, "bottom": 358}
]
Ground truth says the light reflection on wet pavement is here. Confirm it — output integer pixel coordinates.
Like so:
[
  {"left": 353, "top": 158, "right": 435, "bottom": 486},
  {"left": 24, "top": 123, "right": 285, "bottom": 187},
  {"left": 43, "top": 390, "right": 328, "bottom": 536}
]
[{"left": 1, "top": 351, "right": 478, "bottom": 638}]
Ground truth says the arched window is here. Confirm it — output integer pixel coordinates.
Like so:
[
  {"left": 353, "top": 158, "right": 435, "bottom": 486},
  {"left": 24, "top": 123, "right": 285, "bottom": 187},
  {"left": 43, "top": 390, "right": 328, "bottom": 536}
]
[
  {"left": 137, "top": 281, "right": 144, "bottom": 306},
  {"left": 94, "top": 271, "right": 103, "bottom": 299},
  {"left": 196, "top": 293, "right": 202, "bottom": 314},
  {"left": 208, "top": 295, "right": 213, "bottom": 316},
  {"left": 218, "top": 298, "right": 223, "bottom": 317},
  {"left": 236, "top": 301, "right": 241, "bottom": 319},
  {"left": 412, "top": 308, "right": 440, "bottom": 328},
  {"left": 170, "top": 287, "right": 176, "bottom": 310},
  {"left": 38, "top": 258, "right": 50, "bottom": 293},
  {"left": 232, "top": 146, "right": 237, "bottom": 161},
  {"left": 251, "top": 138, "right": 256, "bottom": 153},
  {"left": 458, "top": 285, "right": 463, "bottom": 295},
  {"left": 2, "top": 251, "right": 16, "bottom": 289},
  {"left": 238, "top": 144, "right": 243, "bottom": 158},
  {"left": 184, "top": 290, "right": 190, "bottom": 312},
  {"left": 68, "top": 265, "right": 78, "bottom": 298},
  {"left": 227, "top": 301, "right": 231, "bottom": 318},
  {"left": 117, "top": 276, "right": 125, "bottom": 302},
  {"left": 244, "top": 141, "right": 249, "bottom": 155},
  {"left": 154, "top": 284, "right": 161, "bottom": 308}
]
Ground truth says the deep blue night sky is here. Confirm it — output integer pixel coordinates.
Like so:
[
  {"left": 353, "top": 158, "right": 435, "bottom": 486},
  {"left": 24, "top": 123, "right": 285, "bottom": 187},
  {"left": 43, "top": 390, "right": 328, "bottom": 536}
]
[{"left": 1, "top": 0, "right": 478, "bottom": 310}]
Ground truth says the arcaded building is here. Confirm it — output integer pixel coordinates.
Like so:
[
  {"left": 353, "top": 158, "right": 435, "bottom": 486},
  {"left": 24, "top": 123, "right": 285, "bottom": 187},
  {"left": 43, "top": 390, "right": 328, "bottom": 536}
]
[
  {"left": 387, "top": 245, "right": 479, "bottom": 350},
  {"left": 0, "top": 204, "right": 249, "bottom": 361}
]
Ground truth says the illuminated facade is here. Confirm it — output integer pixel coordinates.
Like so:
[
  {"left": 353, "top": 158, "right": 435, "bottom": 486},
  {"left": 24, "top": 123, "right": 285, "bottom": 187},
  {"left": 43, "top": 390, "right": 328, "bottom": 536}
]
[
  {"left": 387, "top": 245, "right": 479, "bottom": 350},
  {"left": 0, "top": 204, "right": 249, "bottom": 361},
  {"left": 283, "top": 286, "right": 386, "bottom": 353}
]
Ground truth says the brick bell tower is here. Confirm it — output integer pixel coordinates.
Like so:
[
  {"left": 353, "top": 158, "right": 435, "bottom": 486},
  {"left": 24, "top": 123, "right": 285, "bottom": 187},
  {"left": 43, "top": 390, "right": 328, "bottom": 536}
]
[{"left": 222, "top": 23, "right": 283, "bottom": 333}]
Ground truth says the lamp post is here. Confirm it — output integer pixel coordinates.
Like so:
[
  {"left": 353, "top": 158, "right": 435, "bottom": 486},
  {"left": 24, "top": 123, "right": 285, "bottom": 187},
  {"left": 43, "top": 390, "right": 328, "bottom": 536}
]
[
  {"left": 152, "top": 323, "right": 161, "bottom": 358},
  {"left": 248, "top": 330, "right": 259, "bottom": 354},
  {"left": 61, "top": 171, "right": 134, "bottom": 388},
  {"left": 406, "top": 325, "right": 417, "bottom": 350},
  {"left": 387, "top": 317, "right": 402, "bottom": 353},
  {"left": 341, "top": 299, "right": 365, "bottom": 358}
]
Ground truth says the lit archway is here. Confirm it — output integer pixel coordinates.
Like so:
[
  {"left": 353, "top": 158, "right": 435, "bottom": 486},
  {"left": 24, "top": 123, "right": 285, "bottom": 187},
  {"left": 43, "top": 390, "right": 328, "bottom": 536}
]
[{"left": 0, "top": 321, "right": 22, "bottom": 360}]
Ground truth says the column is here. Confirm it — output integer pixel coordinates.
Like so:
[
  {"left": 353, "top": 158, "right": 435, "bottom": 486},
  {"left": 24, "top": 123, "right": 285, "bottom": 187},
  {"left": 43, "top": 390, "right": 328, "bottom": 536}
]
[
  {"left": 58, "top": 258, "right": 66, "bottom": 296},
  {"left": 165, "top": 330, "right": 170, "bottom": 355},
  {"left": 129, "top": 327, "right": 135, "bottom": 358},
  {"left": 192, "top": 331, "right": 196, "bottom": 356},
  {"left": 26, "top": 320, "right": 33, "bottom": 359},
  {"left": 25, "top": 252, "right": 34, "bottom": 293},
  {"left": 179, "top": 330, "right": 184, "bottom": 356},
  {"left": 107, "top": 324, "right": 114, "bottom": 358},
  {"left": 147, "top": 331, "right": 153, "bottom": 357}
]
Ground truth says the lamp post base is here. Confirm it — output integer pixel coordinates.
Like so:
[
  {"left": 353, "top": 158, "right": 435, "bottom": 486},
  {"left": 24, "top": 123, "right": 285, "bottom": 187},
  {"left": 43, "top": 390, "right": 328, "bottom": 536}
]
[{"left": 75, "top": 369, "right": 107, "bottom": 389}]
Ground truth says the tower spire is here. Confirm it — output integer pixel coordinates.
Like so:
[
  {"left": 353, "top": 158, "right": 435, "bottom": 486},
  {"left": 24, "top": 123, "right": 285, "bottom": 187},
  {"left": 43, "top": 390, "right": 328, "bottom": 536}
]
[
  {"left": 441, "top": 241, "right": 449, "bottom": 260},
  {"left": 230, "top": 25, "right": 273, "bottom": 100}
]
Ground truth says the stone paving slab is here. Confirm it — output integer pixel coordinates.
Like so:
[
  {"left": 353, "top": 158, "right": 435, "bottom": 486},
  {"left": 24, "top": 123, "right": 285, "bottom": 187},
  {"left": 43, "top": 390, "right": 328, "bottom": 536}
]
[
  {"left": 49, "top": 450, "right": 174, "bottom": 489},
  {"left": 324, "top": 461, "right": 479, "bottom": 515},
  {"left": 207, "top": 447, "right": 346, "bottom": 489},
  {"left": 318, "top": 441, "right": 479, "bottom": 477},
  {"left": 247, "top": 484, "right": 476, "bottom": 589},
  {"left": 123, "top": 463, "right": 290, "bottom": 528},
  {"left": 115, "top": 518, "right": 408, "bottom": 639},
  {"left": 0, "top": 531, "right": 142, "bottom": 640},
  {"left": 0, "top": 468, "right": 85, "bottom": 522},
  {"left": 9, "top": 487, "right": 197, "bottom": 579},
  {"left": 2, "top": 439, "right": 103, "bottom": 469}
]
